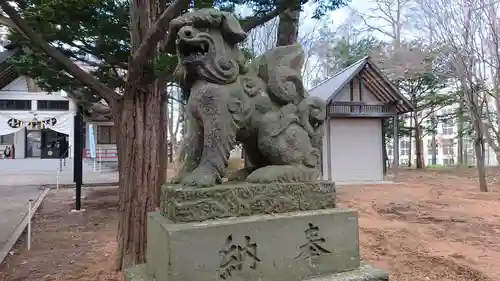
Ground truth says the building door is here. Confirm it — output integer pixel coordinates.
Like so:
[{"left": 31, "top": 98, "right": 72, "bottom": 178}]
[
  {"left": 328, "top": 118, "right": 384, "bottom": 182},
  {"left": 41, "top": 129, "right": 68, "bottom": 159},
  {"left": 26, "top": 130, "right": 42, "bottom": 158}
]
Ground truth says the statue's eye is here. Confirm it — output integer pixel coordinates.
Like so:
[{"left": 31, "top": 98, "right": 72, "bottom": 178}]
[
  {"left": 312, "top": 108, "right": 320, "bottom": 113},
  {"left": 193, "top": 23, "right": 210, "bottom": 33}
]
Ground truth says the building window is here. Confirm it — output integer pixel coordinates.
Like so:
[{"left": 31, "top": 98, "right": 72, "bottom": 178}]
[
  {"left": 442, "top": 139, "right": 454, "bottom": 156},
  {"left": 0, "top": 133, "right": 13, "bottom": 144},
  {"left": 400, "top": 140, "right": 410, "bottom": 156},
  {"left": 443, "top": 158, "right": 455, "bottom": 165},
  {"left": 439, "top": 107, "right": 455, "bottom": 135},
  {"left": 0, "top": 99, "right": 31, "bottom": 110},
  {"left": 97, "top": 125, "right": 116, "bottom": 144},
  {"left": 442, "top": 122, "right": 454, "bottom": 135},
  {"left": 37, "top": 100, "right": 69, "bottom": 111},
  {"left": 441, "top": 111, "right": 454, "bottom": 135},
  {"left": 427, "top": 139, "right": 437, "bottom": 155}
]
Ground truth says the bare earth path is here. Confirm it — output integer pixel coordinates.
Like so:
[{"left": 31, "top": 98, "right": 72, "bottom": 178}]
[
  {"left": 1, "top": 168, "right": 499, "bottom": 280},
  {"left": 0, "top": 187, "right": 121, "bottom": 281},
  {"left": 338, "top": 169, "right": 500, "bottom": 281}
]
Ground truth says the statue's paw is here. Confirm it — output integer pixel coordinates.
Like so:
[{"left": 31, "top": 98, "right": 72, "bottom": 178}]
[
  {"left": 246, "top": 165, "right": 319, "bottom": 183},
  {"left": 304, "top": 149, "right": 320, "bottom": 168},
  {"left": 181, "top": 166, "right": 220, "bottom": 188},
  {"left": 170, "top": 175, "right": 181, "bottom": 184},
  {"left": 245, "top": 167, "right": 277, "bottom": 183},
  {"left": 226, "top": 168, "right": 250, "bottom": 182}
]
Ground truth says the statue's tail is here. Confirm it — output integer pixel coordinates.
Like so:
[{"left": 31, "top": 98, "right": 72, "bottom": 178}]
[{"left": 256, "top": 44, "right": 307, "bottom": 105}]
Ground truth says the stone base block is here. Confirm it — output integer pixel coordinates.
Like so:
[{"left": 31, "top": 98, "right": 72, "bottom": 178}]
[
  {"left": 147, "top": 208, "right": 359, "bottom": 281},
  {"left": 161, "top": 181, "right": 336, "bottom": 223},
  {"left": 124, "top": 264, "right": 153, "bottom": 281},
  {"left": 304, "top": 264, "right": 389, "bottom": 281},
  {"left": 125, "top": 263, "right": 388, "bottom": 281}
]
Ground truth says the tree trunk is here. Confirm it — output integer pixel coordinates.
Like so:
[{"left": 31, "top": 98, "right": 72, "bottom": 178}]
[
  {"left": 113, "top": 0, "right": 168, "bottom": 270},
  {"left": 474, "top": 135, "right": 488, "bottom": 192},
  {"left": 457, "top": 131, "right": 464, "bottom": 165},
  {"left": 276, "top": 1, "right": 300, "bottom": 47},
  {"left": 408, "top": 112, "right": 413, "bottom": 167},
  {"left": 413, "top": 113, "right": 424, "bottom": 169},
  {"left": 494, "top": 150, "right": 500, "bottom": 167},
  {"left": 383, "top": 141, "right": 389, "bottom": 171},
  {"left": 431, "top": 133, "right": 437, "bottom": 165},
  {"left": 464, "top": 139, "right": 469, "bottom": 165},
  {"left": 457, "top": 101, "right": 464, "bottom": 165},
  {"left": 415, "top": 126, "right": 424, "bottom": 169},
  {"left": 159, "top": 87, "right": 168, "bottom": 195},
  {"left": 115, "top": 85, "right": 166, "bottom": 269},
  {"left": 430, "top": 111, "right": 437, "bottom": 165}
]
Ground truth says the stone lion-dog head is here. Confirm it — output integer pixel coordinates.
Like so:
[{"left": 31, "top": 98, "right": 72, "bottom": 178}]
[{"left": 164, "top": 9, "right": 249, "bottom": 88}]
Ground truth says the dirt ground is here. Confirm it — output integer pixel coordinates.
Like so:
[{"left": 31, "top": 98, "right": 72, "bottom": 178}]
[
  {"left": 1, "top": 167, "right": 500, "bottom": 281},
  {"left": 339, "top": 167, "right": 500, "bottom": 281}
]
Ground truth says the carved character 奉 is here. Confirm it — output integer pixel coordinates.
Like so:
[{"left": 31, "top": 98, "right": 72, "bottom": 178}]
[{"left": 166, "top": 9, "right": 327, "bottom": 187}]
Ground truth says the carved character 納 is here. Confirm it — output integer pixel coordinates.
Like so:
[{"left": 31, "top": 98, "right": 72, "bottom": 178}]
[{"left": 217, "top": 234, "right": 261, "bottom": 279}]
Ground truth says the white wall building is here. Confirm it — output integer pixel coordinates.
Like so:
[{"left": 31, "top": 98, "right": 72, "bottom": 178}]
[
  {"left": 0, "top": 76, "right": 76, "bottom": 159},
  {"left": 0, "top": 46, "right": 76, "bottom": 160},
  {"left": 0, "top": 44, "right": 121, "bottom": 162},
  {"left": 309, "top": 56, "right": 414, "bottom": 182}
]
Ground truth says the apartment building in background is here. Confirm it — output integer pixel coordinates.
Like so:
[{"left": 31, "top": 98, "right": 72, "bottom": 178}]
[{"left": 386, "top": 106, "right": 499, "bottom": 167}]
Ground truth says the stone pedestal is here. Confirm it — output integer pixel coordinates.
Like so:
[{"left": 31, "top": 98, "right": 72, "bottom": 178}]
[
  {"left": 161, "top": 182, "right": 336, "bottom": 223},
  {"left": 125, "top": 182, "right": 388, "bottom": 281}
]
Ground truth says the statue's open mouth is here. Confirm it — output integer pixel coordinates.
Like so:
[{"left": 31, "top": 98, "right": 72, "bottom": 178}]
[{"left": 178, "top": 38, "right": 211, "bottom": 62}]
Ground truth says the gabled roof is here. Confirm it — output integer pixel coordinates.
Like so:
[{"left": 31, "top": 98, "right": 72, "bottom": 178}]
[
  {"left": 309, "top": 57, "right": 368, "bottom": 103},
  {"left": 308, "top": 56, "right": 415, "bottom": 114}
]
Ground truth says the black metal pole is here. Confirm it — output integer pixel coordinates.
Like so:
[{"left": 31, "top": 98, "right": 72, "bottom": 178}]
[
  {"left": 73, "top": 114, "right": 77, "bottom": 183},
  {"left": 74, "top": 105, "right": 83, "bottom": 210}
]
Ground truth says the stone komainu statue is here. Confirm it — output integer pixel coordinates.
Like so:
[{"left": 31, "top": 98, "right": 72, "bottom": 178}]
[{"left": 166, "top": 9, "right": 327, "bottom": 187}]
